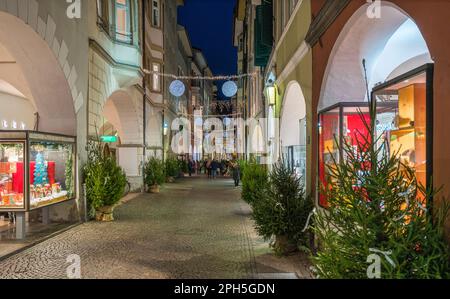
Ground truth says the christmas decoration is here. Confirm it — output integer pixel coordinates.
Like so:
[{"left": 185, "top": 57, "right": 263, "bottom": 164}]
[
  {"left": 33, "top": 152, "right": 48, "bottom": 186},
  {"left": 143, "top": 69, "right": 257, "bottom": 81},
  {"left": 222, "top": 81, "right": 238, "bottom": 98},
  {"left": 169, "top": 80, "right": 186, "bottom": 97}
]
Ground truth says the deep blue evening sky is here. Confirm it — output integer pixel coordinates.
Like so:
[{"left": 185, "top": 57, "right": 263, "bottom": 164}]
[{"left": 178, "top": 0, "right": 237, "bottom": 76}]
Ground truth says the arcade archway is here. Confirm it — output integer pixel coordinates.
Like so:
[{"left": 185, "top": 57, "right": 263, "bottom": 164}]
[
  {"left": 318, "top": 1, "right": 433, "bottom": 205},
  {"left": 0, "top": 12, "right": 76, "bottom": 135},
  {"left": 102, "top": 90, "right": 142, "bottom": 179},
  {"left": 319, "top": 2, "right": 432, "bottom": 111},
  {"left": 280, "top": 81, "right": 307, "bottom": 182}
]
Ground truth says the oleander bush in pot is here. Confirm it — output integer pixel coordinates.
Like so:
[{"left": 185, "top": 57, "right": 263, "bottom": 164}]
[
  {"left": 144, "top": 157, "right": 165, "bottom": 193},
  {"left": 83, "top": 141, "right": 127, "bottom": 222}
]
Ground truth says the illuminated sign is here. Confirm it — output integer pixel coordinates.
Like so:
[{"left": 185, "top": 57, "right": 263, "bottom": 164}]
[{"left": 100, "top": 136, "right": 118, "bottom": 143}]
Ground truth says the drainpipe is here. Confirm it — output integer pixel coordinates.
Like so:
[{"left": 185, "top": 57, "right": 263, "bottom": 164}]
[
  {"left": 142, "top": 0, "right": 147, "bottom": 192},
  {"left": 162, "top": 110, "right": 165, "bottom": 161}
]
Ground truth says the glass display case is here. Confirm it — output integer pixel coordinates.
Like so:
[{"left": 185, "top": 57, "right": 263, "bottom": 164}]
[
  {"left": 372, "top": 65, "right": 432, "bottom": 191},
  {"left": 0, "top": 131, "right": 76, "bottom": 212},
  {"left": 318, "top": 64, "right": 433, "bottom": 207}
]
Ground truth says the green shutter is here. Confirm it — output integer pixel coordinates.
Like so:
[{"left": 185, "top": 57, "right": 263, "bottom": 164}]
[
  {"left": 254, "top": 0, "right": 273, "bottom": 67},
  {"left": 260, "top": 0, "right": 273, "bottom": 47}
]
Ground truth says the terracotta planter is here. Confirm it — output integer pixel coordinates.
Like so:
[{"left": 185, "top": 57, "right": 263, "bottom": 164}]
[
  {"left": 95, "top": 205, "right": 115, "bottom": 222},
  {"left": 274, "top": 235, "right": 298, "bottom": 255},
  {"left": 148, "top": 185, "right": 160, "bottom": 193}
]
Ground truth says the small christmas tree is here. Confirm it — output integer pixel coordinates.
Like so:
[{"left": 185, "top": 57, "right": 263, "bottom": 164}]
[
  {"left": 34, "top": 152, "right": 49, "bottom": 186},
  {"left": 311, "top": 60, "right": 450, "bottom": 279}
]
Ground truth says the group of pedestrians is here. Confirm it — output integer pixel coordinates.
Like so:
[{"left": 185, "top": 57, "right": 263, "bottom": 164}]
[{"left": 185, "top": 158, "right": 241, "bottom": 186}]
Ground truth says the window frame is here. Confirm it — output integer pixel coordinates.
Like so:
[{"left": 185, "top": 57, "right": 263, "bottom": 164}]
[
  {"left": 151, "top": 62, "right": 162, "bottom": 92},
  {"left": 114, "top": 0, "right": 133, "bottom": 44},
  {"left": 96, "top": 0, "right": 110, "bottom": 34},
  {"left": 151, "top": 0, "right": 161, "bottom": 28}
]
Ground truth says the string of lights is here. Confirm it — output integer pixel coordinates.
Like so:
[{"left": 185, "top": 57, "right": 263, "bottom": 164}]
[
  {"left": 143, "top": 69, "right": 257, "bottom": 81},
  {"left": 178, "top": 113, "right": 243, "bottom": 118}
]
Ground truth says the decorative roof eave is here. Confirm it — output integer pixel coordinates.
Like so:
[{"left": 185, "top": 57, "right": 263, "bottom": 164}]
[{"left": 305, "top": 0, "right": 351, "bottom": 47}]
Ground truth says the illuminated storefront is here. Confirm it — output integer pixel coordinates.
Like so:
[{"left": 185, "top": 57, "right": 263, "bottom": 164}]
[
  {"left": 318, "top": 64, "right": 432, "bottom": 207},
  {"left": 0, "top": 131, "right": 76, "bottom": 238}
]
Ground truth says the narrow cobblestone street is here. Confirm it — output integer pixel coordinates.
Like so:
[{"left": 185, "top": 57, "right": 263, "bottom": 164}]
[{"left": 0, "top": 176, "right": 308, "bottom": 279}]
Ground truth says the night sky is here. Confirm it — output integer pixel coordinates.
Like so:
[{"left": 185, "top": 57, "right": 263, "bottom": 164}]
[{"left": 178, "top": 0, "right": 238, "bottom": 77}]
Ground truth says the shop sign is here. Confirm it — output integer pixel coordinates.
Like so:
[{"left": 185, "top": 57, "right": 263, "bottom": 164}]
[{"left": 100, "top": 136, "right": 118, "bottom": 143}]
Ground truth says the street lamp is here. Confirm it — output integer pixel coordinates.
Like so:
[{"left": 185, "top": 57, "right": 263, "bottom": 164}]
[
  {"left": 266, "top": 85, "right": 277, "bottom": 106},
  {"left": 163, "top": 123, "right": 169, "bottom": 136}
]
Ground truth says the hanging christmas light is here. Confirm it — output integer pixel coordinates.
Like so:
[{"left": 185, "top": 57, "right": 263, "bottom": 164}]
[
  {"left": 169, "top": 80, "right": 186, "bottom": 97},
  {"left": 222, "top": 81, "right": 238, "bottom": 98}
]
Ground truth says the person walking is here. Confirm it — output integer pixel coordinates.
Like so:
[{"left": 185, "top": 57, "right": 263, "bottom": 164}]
[
  {"left": 188, "top": 159, "right": 194, "bottom": 177},
  {"left": 196, "top": 160, "right": 200, "bottom": 175},
  {"left": 206, "top": 159, "right": 212, "bottom": 179},
  {"left": 211, "top": 159, "right": 218, "bottom": 179},
  {"left": 231, "top": 160, "right": 241, "bottom": 187}
]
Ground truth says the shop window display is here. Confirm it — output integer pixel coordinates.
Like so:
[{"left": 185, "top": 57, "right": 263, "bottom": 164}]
[
  {"left": 318, "top": 65, "right": 432, "bottom": 207},
  {"left": 0, "top": 131, "right": 76, "bottom": 212},
  {"left": 0, "top": 143, "right": 25, "bottom": 209},
  {"left": 318, "top": 108, "right": 340, "bottom": 207},
  {"left": 29, "top": 141, "right": 75, "bottom": 209},
  {"left": 373, "top": 70, "right": 428, "bottom": 189}
]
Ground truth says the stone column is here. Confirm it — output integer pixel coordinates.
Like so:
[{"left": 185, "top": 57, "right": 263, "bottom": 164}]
[{"left": 15, "top": 212, "right": 26, "bottom": 240}]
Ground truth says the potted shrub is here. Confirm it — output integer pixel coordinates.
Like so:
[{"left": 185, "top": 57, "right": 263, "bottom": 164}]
[
  {"left": 83, "top": 141, "right": 127, "bottom": 222},
  {"left": 165, "top": 157, "right": 180, "bottom": 183},
  {"left": 252, "top": 160, "right": 313, "bottom": 255},
  {"left": 144, "top": 157, "right": 165, "bottom": 193},
  {"left": 179, "top": 159, "right": 189, "bottom": 177}
]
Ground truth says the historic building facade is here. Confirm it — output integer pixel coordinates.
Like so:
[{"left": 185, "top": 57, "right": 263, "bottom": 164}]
[
  {"left": 262, "top": 0, "right": 312, "bottom": 192},
  {"left": 233, "top": 0, "right": 267, "bottom": 161}
]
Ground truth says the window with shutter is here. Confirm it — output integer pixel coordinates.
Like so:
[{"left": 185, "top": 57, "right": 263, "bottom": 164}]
[{"left": 254, "top": 0, "right": 273, "bottom": 67}]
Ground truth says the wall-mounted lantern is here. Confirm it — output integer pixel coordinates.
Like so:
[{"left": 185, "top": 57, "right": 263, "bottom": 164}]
[{"left": 266, "top": 85, "right": 277, "bottom": 106}]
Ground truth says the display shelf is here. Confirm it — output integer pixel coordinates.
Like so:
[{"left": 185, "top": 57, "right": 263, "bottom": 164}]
[
  {"left": 390, "top": 127, "right": 415, "bottom": 139},
  {"left": 31, "top": 191, "right": 69, "bottom": 209}
]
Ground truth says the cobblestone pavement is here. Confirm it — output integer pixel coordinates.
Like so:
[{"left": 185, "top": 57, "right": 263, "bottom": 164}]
[{"left": 0, "top": 177, "right": 262, "bottom": 279}]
